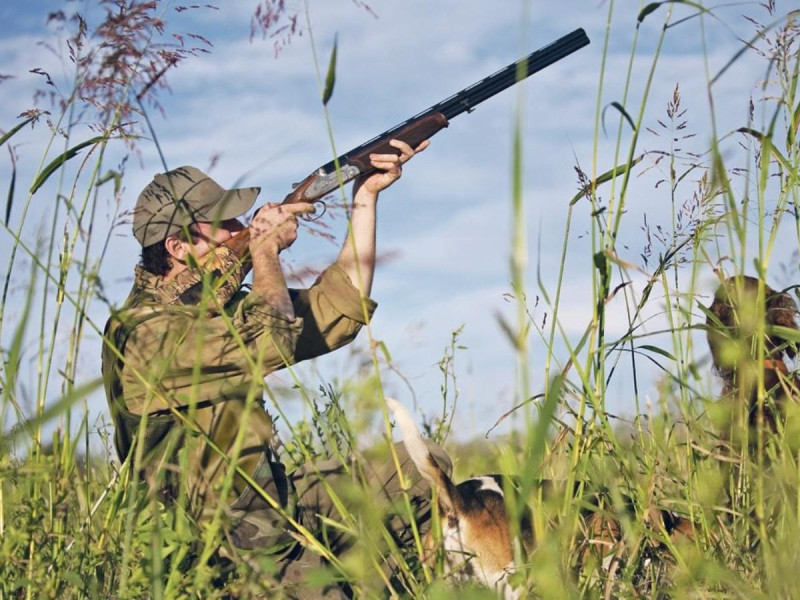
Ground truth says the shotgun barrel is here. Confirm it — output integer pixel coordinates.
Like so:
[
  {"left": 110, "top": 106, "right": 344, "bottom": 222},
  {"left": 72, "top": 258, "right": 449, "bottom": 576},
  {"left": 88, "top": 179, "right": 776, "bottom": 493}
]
[
  {"left": 224, "top": 29, "right": 590, "bottom": 267},
  {"left": 282, "top": 28, "right": 590, "bottom": 205}
]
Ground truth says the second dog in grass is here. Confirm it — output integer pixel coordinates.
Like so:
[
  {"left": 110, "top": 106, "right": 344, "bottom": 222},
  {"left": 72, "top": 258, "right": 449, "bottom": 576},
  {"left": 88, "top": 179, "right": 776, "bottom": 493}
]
[{"left": 706, "top": 275, "right": 800, "bottom": 439}]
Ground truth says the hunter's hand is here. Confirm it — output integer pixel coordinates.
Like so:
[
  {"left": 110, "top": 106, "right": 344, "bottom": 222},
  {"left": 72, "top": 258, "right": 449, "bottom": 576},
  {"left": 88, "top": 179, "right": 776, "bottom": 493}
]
[
  {"left": 355, "top": 139, "right": 429, "bottom": 195},
  {"left": 249, "top": 202, "right": 316, "bottom": 254}
]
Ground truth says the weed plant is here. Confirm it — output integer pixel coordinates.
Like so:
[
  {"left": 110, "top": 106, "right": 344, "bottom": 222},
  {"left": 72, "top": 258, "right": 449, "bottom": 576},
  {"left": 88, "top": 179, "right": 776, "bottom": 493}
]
[{"left": 1, "top": 1, "right": 800, "bottom": 598}]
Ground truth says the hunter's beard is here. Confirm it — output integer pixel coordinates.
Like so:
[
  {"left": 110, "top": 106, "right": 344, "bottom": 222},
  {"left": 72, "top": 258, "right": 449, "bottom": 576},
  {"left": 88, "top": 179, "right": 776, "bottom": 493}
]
[{"left": 156, "top": 245, "right": 246, "bottom": 307}]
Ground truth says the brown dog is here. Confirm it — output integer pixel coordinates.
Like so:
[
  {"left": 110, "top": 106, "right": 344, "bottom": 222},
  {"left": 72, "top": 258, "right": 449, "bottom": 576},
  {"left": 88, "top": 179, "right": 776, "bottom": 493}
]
[
  {"left": 386, "top": 398, "right": 692, "bottom": 598},
  {"left": 706, "top": 275, "right": 799, "bottom": 437}
]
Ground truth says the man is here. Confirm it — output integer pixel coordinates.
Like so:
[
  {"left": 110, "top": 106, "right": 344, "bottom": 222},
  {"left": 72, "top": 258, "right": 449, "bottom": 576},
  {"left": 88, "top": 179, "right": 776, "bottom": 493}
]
[{"left": 101, "top": 139, "right": 449, "bottom": 597}]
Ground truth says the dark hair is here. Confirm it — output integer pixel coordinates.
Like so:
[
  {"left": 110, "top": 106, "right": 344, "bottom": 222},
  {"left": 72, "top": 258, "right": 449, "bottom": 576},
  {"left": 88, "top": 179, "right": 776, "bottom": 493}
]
[
  {"left": 140, "top": 241, "right": 172, "bottom": 276},
  {"left": 139, "top": 226, "right": 198, "bottom": 276}
]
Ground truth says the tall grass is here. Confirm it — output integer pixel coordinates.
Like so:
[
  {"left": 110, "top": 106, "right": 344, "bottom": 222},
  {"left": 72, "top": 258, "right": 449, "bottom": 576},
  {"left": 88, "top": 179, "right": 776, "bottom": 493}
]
[{"left": 2, "top": 1, "right": 800, "bottom": 598}]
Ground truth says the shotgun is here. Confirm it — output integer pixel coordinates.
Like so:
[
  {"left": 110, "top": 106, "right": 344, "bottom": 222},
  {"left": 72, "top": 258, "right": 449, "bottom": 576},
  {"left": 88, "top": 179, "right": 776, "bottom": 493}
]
[{"left": 223, "top": 28, "right": 590, "bottom": 260}]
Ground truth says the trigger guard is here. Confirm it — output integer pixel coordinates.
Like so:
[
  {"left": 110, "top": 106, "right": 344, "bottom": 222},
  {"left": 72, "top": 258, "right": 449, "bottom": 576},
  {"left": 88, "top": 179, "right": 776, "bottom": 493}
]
[{"left": 301, "top": 200, "right": 327, "bottom": 222}]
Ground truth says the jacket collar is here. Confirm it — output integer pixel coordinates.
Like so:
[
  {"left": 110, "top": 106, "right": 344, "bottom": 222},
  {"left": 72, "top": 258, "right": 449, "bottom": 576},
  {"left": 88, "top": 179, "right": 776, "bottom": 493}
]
[{"left": 134, "top": 245, "right": 244, "bottom": 307}]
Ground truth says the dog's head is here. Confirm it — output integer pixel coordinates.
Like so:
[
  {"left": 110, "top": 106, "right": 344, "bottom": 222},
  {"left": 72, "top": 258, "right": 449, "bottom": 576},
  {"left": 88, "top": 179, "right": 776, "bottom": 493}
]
[
  {"left": 707, "top": 276, "right": 798, "bottom": 380},
  {"left": 707, "top": 276, "right": 799, "bottom": 429}
]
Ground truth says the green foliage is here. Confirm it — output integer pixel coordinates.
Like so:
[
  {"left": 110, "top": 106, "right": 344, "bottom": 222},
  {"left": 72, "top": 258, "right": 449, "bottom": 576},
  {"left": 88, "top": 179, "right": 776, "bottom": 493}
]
[
  {"left": 322, "top": 34, "right": 339, "bottom": 106},
  {"left": 2, "top": 1, "right": 800, "bottom": 599}
]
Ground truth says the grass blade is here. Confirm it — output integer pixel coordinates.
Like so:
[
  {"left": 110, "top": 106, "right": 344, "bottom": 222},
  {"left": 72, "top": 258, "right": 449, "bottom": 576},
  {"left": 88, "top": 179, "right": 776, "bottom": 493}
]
[
  {"left": 322, "top": 34, "right": 338, "bottom": 106},
  {"left": 738, "top": 127, "right": 794, "bottom": 172},
  {"left": 602, "top": 101, "right": 637, "bottom": 135},
  {"left": 1, "top": 378, "right": 103, "bottom": 450},
  {"left": 5, "top": 162, "right": 15, "bottom": 225},
  {"left": 570, "top": 154, "right": 644, "bottom": 205},
  {"left": 0, "top": 114, "right": 38, "bottom": 150},
  {"left": 29, "top": 136, "right": 106, "bottom": 195},
  {"left": 638, "top": 0, "right": 710, "bottom": 25}
]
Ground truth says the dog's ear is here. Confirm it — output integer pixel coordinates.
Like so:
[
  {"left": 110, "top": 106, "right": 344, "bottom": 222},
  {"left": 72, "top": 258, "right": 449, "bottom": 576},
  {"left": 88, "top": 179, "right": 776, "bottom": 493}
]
[
  {"left": 386, "top": 398, "right": 463, "bottom": 516},
  {"left": 765, "top": 287, "right": 800, "bottom": 359}
]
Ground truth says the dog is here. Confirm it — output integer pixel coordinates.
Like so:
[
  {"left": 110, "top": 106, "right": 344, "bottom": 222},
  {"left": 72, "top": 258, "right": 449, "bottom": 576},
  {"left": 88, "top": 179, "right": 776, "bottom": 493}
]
[
  {"left": 706, "top": 275, "right": 800, "bottom": 437},
  {"left": 386, "top": 398, "right": 523, "bottom": 597},
  {"left": 386, "top": 398, "right": 693, "bottom": 598}
]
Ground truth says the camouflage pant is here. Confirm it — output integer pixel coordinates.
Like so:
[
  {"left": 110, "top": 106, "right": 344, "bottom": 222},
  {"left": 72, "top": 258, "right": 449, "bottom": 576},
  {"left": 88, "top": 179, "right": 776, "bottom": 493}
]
[{"left": 218, "top": 441, "right": 452, "bottom": 599}]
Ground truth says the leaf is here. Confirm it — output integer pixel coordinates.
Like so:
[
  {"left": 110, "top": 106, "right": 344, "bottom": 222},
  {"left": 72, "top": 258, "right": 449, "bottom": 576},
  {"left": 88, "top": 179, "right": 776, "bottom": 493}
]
[
  {"left": 2, "top": 377, "right": 104, "bottom": 449},
  {"left": 0, "top": 114, "right": 37, "bottom": 150},
  {"left": 29, "top": 136, "right": 106, "bottom": 195},
  {"left": 603, "top": 250, "right": 647, "bottom": 275},
  {"left": 62, "top": 572, "right": 84, "bottom": 589},
  {"left": 638, "top": 0, "right": 710, "bottom": 24},
  {"left": 531, "top": 375, "right": 563, "bottom": 464},
  {"left": 512, "top": 375, "right": 563, "bottom": 518},
  {"left": 3, "top": 264, "right": 36, "bottom": 428},
  {"left": 767, "top": 325, "right": 800, "bottom": 345},
  {"left": 570, "top": 154, "right": 644, "bottom": 205},
  {"left": 5, "top": 162, "right": 15, "bottom": 225},
  {"left": 638, "top": 344, "right": 676, "bottom": 361},
  {"left": 602, "top": 101, "right": 637, "bottom": 136},
  {"left": 593, "top": 251, "right": 608, "bottom": 272},
  {"left": 495, "top": 312, "right": 528, "bottom": 352},
  {"left": 322, "top": 34, "right": 338, "bottom": 106},
  {"left": 737, "top": 127, "right": 793, "bottom": 172},
  {"left": 696, "top": 299, "right": 721, "bottom": 327},
  {"left": 637, "top": 3, "right": 661, "bottom": 23},
  {"left": 375, "top": 340, "right": 393, "bottom": 362},
  {"left": 792, "top": 99, "right": 800, "bottom": 142},
  {"left": 96, "top": 169, "right": 122, "bottom": 194}
]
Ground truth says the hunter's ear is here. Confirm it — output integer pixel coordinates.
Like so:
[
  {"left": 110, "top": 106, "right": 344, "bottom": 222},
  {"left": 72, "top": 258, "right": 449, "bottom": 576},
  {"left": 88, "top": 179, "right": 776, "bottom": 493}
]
[{"left": 164, "top": 235, "right": 189, "bottom": 263}]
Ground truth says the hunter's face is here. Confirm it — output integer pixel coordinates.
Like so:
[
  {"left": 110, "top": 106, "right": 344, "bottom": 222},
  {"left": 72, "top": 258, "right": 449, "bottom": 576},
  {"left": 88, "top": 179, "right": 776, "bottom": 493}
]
[{"left": 186, "top": 218, "right": 244, "bottom": 259}]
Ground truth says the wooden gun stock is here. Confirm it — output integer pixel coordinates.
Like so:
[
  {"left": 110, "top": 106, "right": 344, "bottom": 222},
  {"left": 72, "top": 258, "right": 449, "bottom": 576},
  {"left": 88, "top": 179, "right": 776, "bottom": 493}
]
[
  {"left": 339, "top": 112, "right": 449, "bottom": 177},
  {"left": 223, "top": 226, "right": 251, "bottom": 266}
]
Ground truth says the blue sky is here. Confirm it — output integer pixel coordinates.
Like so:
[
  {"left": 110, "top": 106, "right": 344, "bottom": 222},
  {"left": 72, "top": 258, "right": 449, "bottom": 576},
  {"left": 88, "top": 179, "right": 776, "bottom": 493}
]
[{"left": 1, "top": 1, "right": 796, "bottom": 446}]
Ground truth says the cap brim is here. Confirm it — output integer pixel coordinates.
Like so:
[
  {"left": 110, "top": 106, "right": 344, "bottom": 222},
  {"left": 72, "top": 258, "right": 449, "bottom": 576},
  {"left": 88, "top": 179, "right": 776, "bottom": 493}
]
[{"left": 200, "top": 186, "right": 260, "bottom": 223}]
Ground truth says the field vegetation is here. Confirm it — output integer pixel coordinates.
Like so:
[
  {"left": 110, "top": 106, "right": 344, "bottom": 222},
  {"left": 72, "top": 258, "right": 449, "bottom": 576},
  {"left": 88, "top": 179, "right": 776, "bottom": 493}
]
[{"left": 1, "top": 1, "right": 800, "bottom": 598}]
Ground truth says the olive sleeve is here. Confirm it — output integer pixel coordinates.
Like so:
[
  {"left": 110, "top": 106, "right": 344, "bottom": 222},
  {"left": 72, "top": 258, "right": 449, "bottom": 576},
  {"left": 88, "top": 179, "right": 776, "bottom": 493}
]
[{"left": 288, "top": 263, "right": 377, "bottom": 362}]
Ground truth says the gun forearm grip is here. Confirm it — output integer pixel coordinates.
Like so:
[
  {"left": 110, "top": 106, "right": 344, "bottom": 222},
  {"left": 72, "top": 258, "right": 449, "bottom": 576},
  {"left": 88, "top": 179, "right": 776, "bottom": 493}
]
[
  {"left": 280, "top": 112, "right": 448, "bottom": 206},
  {"left": 348, "top": 112, "right": 448, "bottom": 172}
]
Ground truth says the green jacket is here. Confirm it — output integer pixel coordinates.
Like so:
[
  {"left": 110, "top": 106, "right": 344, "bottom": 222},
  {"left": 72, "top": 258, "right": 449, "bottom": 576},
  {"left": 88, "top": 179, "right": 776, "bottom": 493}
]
[{"left": 101, "top": 263, "right": 376, "bottom": 509}]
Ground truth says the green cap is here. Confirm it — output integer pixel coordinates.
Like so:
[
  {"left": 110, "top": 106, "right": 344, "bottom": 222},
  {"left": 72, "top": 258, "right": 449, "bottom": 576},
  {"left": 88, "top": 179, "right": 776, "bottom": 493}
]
[{"left": 132, "top": 165, "right": 260, "bottom": 247}]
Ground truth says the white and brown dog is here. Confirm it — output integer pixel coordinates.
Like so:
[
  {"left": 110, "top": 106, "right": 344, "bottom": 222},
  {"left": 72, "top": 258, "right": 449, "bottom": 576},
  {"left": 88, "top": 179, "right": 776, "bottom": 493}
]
[
  {"left": 387, "top": 398, "right": 693, "bottom": 598},
  {"left": 387, "top": 398, "right": 523, "bottom": 597}
]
